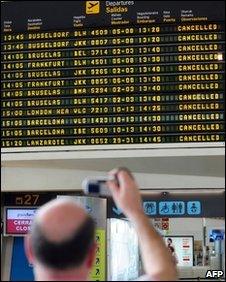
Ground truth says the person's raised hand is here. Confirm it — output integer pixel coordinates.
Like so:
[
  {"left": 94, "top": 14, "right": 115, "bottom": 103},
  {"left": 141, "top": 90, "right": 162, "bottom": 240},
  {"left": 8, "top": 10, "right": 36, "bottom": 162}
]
[{"left": 107, "top": 167, "right": 144, "bottom": 219}]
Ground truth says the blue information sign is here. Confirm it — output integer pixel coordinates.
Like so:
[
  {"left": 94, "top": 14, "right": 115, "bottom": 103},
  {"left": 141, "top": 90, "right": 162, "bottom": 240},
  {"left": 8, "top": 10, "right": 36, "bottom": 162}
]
[
  {"left": 110, "top": 200, "right": 203, "bottom": 217},
  {"left": 159, "top": 201, "right": 185, "bottom": 215},
  {"left": 187, "top": 201, "right": 201, "bottom": 215},
  {"left": 143, "top": 202, "right": 157, "bottom": 215}
]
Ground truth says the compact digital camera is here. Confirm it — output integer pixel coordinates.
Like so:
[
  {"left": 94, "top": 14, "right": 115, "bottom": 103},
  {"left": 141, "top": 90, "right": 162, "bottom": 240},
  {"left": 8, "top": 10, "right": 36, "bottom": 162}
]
[{"left": 82, "top": 176, "right": 116, "bottom": 196}]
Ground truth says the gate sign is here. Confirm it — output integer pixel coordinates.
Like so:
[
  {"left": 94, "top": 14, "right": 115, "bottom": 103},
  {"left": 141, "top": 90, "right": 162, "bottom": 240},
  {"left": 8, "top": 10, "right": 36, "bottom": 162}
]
[{"left": 5, "top": 208, "right": 37, "bottom": 235}]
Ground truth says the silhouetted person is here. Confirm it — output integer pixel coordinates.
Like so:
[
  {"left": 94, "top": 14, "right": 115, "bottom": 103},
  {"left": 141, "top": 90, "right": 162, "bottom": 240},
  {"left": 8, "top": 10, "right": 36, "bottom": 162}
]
[
  {"left": 178, "top": 203, "right": 183, "bottom": 214},
  {"left": 171, "top": 203, "right": 177, "bottom": 213}
]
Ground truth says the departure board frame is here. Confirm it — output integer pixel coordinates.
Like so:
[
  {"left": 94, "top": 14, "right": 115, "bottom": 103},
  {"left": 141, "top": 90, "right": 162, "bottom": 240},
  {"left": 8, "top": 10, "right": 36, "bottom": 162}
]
[{"left": 1, "top": 1, "right": 225, "bottom": 153}]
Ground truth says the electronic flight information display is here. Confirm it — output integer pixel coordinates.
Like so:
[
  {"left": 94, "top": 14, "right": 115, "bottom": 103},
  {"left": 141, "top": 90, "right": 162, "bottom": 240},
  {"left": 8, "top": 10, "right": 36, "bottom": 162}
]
[{"left": 1, "top": 1, "right": 225, "bottom": 150}]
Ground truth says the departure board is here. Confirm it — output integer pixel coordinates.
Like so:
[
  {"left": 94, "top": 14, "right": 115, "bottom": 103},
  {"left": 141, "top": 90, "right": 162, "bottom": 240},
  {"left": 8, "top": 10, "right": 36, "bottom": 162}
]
[{"left": 1, "top": 1, "right": 225, "bottom": 151}]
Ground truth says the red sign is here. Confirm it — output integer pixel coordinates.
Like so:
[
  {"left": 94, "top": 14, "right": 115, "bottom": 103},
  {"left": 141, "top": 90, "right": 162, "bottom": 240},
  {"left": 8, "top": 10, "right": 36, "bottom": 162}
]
[
  {"left": 162, "top": 222, "right": 169, "bottom": 230},
  {"left": 162, "top": 218, "right": 169, "bottom": 230},
  {"left": 5, "top": 208, "right": 37, "bottom": 235}
]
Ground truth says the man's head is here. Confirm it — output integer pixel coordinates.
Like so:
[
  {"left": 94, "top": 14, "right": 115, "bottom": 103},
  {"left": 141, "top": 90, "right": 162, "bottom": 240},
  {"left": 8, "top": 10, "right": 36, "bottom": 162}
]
[{"left": 25, "top": 198, "right": 96, "bottom": 281}]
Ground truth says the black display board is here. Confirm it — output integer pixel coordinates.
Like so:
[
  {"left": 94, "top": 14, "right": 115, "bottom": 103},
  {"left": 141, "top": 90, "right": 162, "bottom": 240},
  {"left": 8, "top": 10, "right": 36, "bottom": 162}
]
[{"left": 1, "top": 1, "right": 225, "bottom": 149}]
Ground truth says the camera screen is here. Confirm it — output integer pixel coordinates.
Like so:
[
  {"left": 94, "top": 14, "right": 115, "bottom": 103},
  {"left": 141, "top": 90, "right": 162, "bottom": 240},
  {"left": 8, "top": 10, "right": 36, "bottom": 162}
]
[{"left": 88, "top": 183, "right": 100, "bottom": 194}]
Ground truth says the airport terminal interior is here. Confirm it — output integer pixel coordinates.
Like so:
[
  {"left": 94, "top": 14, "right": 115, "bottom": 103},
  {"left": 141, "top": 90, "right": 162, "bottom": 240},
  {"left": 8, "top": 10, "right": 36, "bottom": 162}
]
[{"left": 1, "top": 1, "right": 225, "bottom": 281}]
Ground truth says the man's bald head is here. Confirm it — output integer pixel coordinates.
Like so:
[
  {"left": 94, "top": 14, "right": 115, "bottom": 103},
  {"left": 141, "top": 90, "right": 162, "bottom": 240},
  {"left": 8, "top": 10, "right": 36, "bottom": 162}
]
[
  {"left": 35, "top": 198, "right": 88, "bottom": 242},
  {"left": 29, "top": 198, "right": 95, "bottom": 270}
]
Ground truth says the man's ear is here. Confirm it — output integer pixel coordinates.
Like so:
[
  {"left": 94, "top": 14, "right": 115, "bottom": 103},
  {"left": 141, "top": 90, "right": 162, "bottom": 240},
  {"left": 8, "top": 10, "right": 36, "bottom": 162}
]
[
  {"left": 86, "top": 242, "right": 97, "bottom": 269},
  {"left": 24, "top": 234, "right": 34, "bottom": 264}
]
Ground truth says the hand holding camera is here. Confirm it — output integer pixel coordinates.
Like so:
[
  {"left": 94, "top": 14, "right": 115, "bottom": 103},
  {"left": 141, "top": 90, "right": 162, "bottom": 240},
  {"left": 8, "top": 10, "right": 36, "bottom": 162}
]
[{"left": 82, "top": 167, "right": 143, "bottom": 220}]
